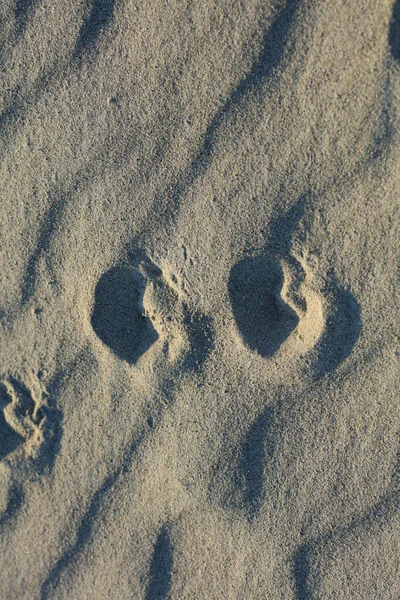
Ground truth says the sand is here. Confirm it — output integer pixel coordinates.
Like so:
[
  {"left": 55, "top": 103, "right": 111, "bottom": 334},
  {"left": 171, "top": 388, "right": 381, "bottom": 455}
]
[{"left": 0, "top": 0, "right": 399, "bottom": 598}]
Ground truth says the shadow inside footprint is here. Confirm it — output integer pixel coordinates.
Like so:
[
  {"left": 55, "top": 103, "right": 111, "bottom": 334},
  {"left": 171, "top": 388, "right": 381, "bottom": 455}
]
[
  {"left": 389, "top": 0, "right": 400, "bottom": 61},
  {"left": 91, "top": 265, "right": 158, "bottom": 364},
  {"left": 0, "top": 384, "right": 23, "bottom": 461},
  {"left": 145, "top": 528, "right": 173, "bottom": 600},
  {"left": 229, "top": 255, "right": 299, "bottom": 357},
  {"left": 312, "top": 286, "right": 361, "bottom": 378}
]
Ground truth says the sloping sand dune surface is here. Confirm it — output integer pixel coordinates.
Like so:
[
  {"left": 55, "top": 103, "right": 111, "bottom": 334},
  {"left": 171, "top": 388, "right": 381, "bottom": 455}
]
[{"left": 0, "top": 1, "right": 399, "bottom": 598}]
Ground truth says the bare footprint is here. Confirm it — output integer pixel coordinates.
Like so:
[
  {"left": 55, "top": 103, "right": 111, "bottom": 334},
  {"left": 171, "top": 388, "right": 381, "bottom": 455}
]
[
  {"left": 92, "top": 252, "right": 216, "bottom": 375},
  {"left": 91, "top": 264, "right": 159, "bottom": 364},
  {"left": 229, "top": 254, "right": 299, "bottom": 358},
  {"left": 229, "top": 196, "right": 361, "bottom": 376},
  {"left": 228, "top": 250, "right": 324, "bottom": 361}
]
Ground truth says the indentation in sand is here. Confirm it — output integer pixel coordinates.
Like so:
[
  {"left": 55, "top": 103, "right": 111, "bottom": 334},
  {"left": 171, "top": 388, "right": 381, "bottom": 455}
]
[
  {"left": 229, "top": 251, "right": 324, "bottom": 360},
  {"left": 0, "top": 377, "right": 47, "bottom": 458},
  {"left": 0, "top": 384, "right": 24, "bottom": 460},
  {"left": 311, "top": 280, "right": 362, "bottom": 379},
  {"left": 237, "top": 407, "right": 276, "bottom": 519},
  {"left": 91, "top": 264, "right": 159, "bottom": 364},
  {"left": 91, "top": 254, "right": 215, "bottom": 371}
]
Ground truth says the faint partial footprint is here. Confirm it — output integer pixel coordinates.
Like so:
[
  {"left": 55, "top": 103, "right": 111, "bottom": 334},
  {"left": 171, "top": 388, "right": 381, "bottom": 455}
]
[
  {"left": 145, "top": 527, "right": 173, "bottom": 600},
  {"left": 0, "top": 377, "right": 47, "bottom": 459},
  {"left": 91, "top": 264, "right": 159, "bottom": 364},
  {"left": 0, "top": 384, "right": 23, "bottom": 460}
]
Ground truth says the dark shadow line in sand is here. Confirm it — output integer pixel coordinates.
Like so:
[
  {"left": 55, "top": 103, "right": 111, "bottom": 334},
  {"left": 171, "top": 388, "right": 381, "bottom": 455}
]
[
  {"left": 292, "top": 543, "right": 312, "bottom": 600},
  {"left": 20, "top": 193, "right": 68, "bottom": 306},
  {"left": 371, "top": 80, "right": 396, "bottom": 161},
  {"left": 389, "top": 0, "right": 400, "bottom": 61},
  {"left": 182, "top": 0, "right": 302, "bottom": 181},
  {"left": 292, "top": 487, "right": 400, "bottom": 600},
  {"left": 40, "top": 430, "right": 146, "bottom": 600},
  {"left": 0, "top": 92, "right": 23, "bottom": 145},
  {"left": 40, "top": 475, "right": 117, "bottom": 599},
  {"left": 0, "top": 484, "right": 25, "bottom": 530},
  {"left": 145, "top": 527, "right": 173, "bottom": 600},
  {"left": 15, "top": 0, "right": 39, "bottom": 36},
  {"left": 73, "top": 0, "right": 116, "bottom": 60},
  {"left": 267, "top": 195, "right": 308, "bottom": 254},
  {"left": 0, "top": 66, "right": 57, "bottom": 158},
  {"left": 238, "top": 407, "right": 276, "bottom": 519}
]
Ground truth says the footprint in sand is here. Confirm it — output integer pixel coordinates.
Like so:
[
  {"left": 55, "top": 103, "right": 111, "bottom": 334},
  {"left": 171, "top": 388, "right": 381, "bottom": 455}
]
[
  {"left": 91, "top": 264, "right": 160, "bottom": 365},
  {"left": 0, "top": 377, "right": 47, "bottom": 460},
  {"left": 0, "top": 384, "right": 23, "bottom": 461},
  {"left": 92, "top": 254, "right": 215, "bottom": 373},
  {"left": 229, "top": 250, "right": 325, "bottom": 362},
  {"left": 0, "top": 374, "right": 56, "bottom": 524},
  {"left": 229, "top": 196, "right": 361, "bottom": 376}
]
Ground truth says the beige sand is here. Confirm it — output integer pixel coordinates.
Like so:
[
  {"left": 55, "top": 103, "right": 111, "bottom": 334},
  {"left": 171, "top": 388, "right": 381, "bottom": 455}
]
[{"left": 0, "top": 0, "right": 399, "bottom": 598}]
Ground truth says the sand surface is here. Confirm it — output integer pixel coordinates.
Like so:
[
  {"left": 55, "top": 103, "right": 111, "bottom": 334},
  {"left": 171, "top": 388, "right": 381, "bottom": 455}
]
[{"left": 0, "top": 1, "right": 399, "bottom": 598}]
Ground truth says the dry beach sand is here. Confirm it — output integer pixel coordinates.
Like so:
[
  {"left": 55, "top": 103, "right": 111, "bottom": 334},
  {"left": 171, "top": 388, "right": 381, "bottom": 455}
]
[{"left": 0, "top": 0, "right": 399, "bottom": 598}]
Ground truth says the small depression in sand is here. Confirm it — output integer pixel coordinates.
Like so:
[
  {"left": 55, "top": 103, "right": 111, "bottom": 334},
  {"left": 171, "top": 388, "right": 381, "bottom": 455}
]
[{"left": 91, "top": 265, "right": 159, "bottom": 364}]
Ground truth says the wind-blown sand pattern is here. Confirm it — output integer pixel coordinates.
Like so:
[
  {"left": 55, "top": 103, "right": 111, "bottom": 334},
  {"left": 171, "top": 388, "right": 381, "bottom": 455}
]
[{"left": 0, "top": 1, "right": 399, "bottom": 598}]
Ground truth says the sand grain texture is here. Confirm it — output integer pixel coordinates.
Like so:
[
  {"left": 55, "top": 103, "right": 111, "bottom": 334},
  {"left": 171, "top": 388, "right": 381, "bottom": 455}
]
[{"left": 0, "top": 0, "right": 399, "bottom": 598}]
